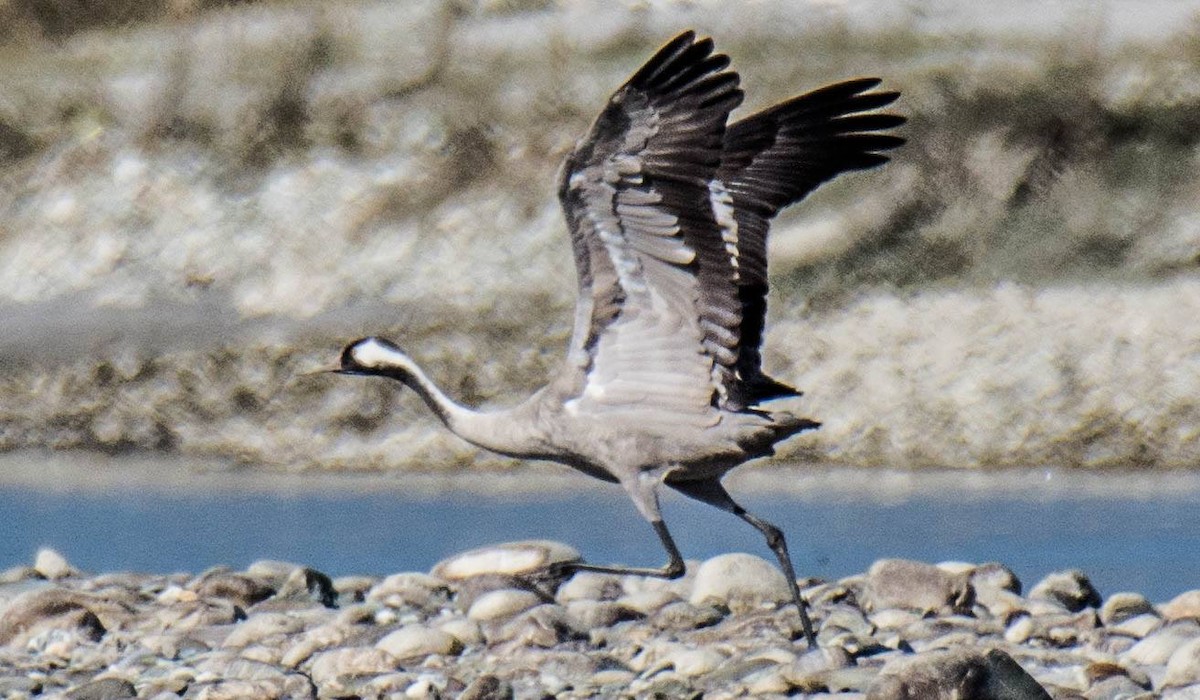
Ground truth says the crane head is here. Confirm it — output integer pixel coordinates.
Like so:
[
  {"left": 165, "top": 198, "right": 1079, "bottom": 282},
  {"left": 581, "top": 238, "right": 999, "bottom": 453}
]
[{"left": 335, "top": 336, "right": 412, "bottom": 379}]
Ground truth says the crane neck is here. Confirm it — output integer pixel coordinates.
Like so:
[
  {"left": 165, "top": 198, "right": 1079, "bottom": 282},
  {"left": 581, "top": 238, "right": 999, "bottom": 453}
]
[{"left": 370, "top": 356, "right": 546, "bottom": 460}]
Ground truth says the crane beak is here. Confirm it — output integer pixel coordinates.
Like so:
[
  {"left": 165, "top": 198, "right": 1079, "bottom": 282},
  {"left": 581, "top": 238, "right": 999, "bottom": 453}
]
[{"left": 300, "top": 365, "right": 352, "bottom": 377}]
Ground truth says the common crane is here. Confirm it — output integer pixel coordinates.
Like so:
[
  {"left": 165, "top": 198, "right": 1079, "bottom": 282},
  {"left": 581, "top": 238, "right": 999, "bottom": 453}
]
[{"left": 332, "top": 31, "right": 904, "bottom": 647}]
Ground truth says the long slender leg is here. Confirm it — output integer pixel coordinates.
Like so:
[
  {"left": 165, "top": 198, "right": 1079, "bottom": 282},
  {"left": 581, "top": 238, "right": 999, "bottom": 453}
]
[
  {"left": 668, "top": 478, "right": 817, "bottom": 648},
  {"left": 554, "top": 469, "right": 686, "bottom": 580}
]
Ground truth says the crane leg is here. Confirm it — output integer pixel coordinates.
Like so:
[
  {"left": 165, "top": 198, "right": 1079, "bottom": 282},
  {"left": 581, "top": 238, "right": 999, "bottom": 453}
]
[
  {"left": 668, "top": 478, "right": 818, "bottom": 648},
  {"left": 552, "top": 469, "right": 686, "bottom": 580}
]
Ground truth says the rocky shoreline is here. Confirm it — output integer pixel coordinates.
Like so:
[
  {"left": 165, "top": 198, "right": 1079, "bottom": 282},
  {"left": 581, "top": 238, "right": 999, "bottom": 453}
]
[{"left": 2, "top": 542, "right": 1198, "bottom": 698}]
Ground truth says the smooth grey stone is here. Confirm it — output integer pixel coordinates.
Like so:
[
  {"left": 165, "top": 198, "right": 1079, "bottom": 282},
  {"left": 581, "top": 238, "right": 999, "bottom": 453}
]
[
  {"left": 689, "top": 553, "right": 790, "bottom": 612},
  {"left": 1111, "top": 612, "right": 1163, "bottom": 638},
  {"left": 1029, "top": 569, "right": 1102, "bottom": 612},
  {"left": 375, "top": 624, "right": 463, "bottom": 659},
  {"left": 1101, "top": 592, "right": 1154, "bottom": 625},
  {"left": 1163, "top": 591, "right": 1200, "bottom": 622},
  {"left": 366, "top": 572, "right": 451, "bottom": 611},
  {"left": 864, "top": 559, "right": 974, "bottom": 614},
  {"left": 1083, "top": 675, "right": 1152, "bottom": 700},
  {"left": 63, "top": 678, "right": 136, "bottom": 700},
  {"left": 432, "top": 540, "right": 579, "bottom": 580},
  {"left": 467, "top": 589, "right": 542, "bottom": 622},
  {"left": 1165, "top": 637, "right": 1200, "bottom": 687},
  {"left": 33, "top": 548, "right": 74, "bottom": 580},
  {"left": 971, "top": 562, "right": 1023, "bottom": 595},
  {"left": 866, "top": 648, "right": 1051, "bottom": 699},
  {"left": 459, "top": 674, "right": 513, "bottom": 700},
  {"left": 188, "top": 571, "right": 274, "bottom": 608},
  {"left": 651, "top": 601, "right": 725, "bottom": 631},
  {"left": 1124, "top": 621, "right": 1200, "bottom": 666},
  {"left": 307, "top": 646, "right": 398, "bottom": 688},
  {"left": 221, "top": 611, "right": 304, "bottom": 648},
  {"left": 0, "top": 587, "right": 106, "bottom": 646},
  {"left": 484, "top": 603, "right": 576, "bottom": 648}
]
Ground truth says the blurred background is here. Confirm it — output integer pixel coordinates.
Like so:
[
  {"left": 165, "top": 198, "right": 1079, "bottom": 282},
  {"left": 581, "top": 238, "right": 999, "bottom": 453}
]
[{"left": 0, "top": 0, "right": 1198, "bottom": 590}]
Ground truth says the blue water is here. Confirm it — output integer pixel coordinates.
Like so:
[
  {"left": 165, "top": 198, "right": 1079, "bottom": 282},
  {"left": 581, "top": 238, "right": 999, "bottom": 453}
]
[{"left": 2, "top": 483, "right": 1197, "bottom": 602}]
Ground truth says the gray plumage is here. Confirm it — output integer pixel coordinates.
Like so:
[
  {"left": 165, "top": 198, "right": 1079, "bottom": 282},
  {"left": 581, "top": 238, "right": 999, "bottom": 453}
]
[{"left": 334, "top": 31, "right": 904, "bottom": 647}]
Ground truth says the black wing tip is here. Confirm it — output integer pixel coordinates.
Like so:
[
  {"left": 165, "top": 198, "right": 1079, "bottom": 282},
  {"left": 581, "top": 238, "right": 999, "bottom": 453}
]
[{"left": 631, "top": 30, "right": 737, "bottom": 94}]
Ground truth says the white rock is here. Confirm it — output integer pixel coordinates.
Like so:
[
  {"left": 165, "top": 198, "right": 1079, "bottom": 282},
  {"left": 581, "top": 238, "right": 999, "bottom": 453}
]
[
  {"left": 308, "top": 647, "right": 397, "bottom": 687},
  {"left": 1124, "top": 623, "right": 1200, "bottom": 666},
  {"left": 33, "top": 549, "right": 73, "bottom": 580},
  {"left": 689, "top": 553, "right": 790, "bottom": 610},
  {"left": 555, "top": 572, "right": 620, "bottom": 603},
  {"left": 375, "top": 625, "right": 462, "bottom": 659},
  {"left": 436, "top": 616, "right": 483, "bottom": 646},
  {"left": 432, "top": 541, "right": 580, "bottom": 580},
  {"left": 467, "top": 589, "right": 543, "bottom": 622},
  {"left": 222, "top": 612, "right": 304, "bottom": 648}
]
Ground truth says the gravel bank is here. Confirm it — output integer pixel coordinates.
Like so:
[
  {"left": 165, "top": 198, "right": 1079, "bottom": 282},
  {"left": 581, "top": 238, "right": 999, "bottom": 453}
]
[{"left": 3, "top": 542, "right": 1198, "bottom": 698}]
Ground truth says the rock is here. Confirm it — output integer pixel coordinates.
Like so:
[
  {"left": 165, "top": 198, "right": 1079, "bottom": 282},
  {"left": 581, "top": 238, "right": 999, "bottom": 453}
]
[
  {"left": 432, "top": 541, "right": 580, "bottom": 580},
  {"left": 1111, "top": 613, "right": 1162, "bottom": 638},
  {"left": 565, "top": 599, "right": 639, "bottom": 629},
  {"left": 375, "top": 625, "right": 463, "bottom": 659},
  {"left": 33, "top": 548, "right": 75, "bottom": 580},
  {"left": 617, "top": 589, "right": 678, "bottom": 615},
  {"left": 436, "top": 616, "right": 483, "bottom": 646},
  {"left": 1100, "top": 592, "right": 1154, "bottom": 625},
  {"left": 485, "top": 604, "right": 575, "bottom": 648},
  {"left": 307, "top": 646, "right": 398, "bottom": 688},
  {"left": 864, "top": 559, "right": 973, "bottom": 614},
  {"left": 689, "top": 553, "right": 790, "bottom": 612},
  {"left": 1029, "top": 570, "right": 1102, "bottom": 612},
  {"left": 274, "top": 568, "right": 338, "bottom": 609},
  {"left": 63, "top": 678, "right": 136, "bottom": 699},
  {"left": 867, "top": 648, "right": 1051, "bottom": 699},
  {"left": 458, "top": 674, "right": 513, "bottom": 700},
  {"left": 1164, "top": 637, "right": 1200, "bottom": 687},
  {"left": 555, "top": 572, "right": 621, "bottom": 603},
  {"left": 652, "top": 601, "right": 725, "bottom": 631},
  {"left": 221, "top": 612, "right": 305, "bottom": 648},
  {"left": 467, "top": 589, "right": 543, "bottom": 622},
  {"left": 1124, "top": 622, "right": 1200, "bottom": 666},
  {"left": 0, "top": 587, "right": 106, "bottom": 646},
  {"left": 367, "top": 573, "right": 450, "bottom": 611},
  {"left": 1163, "top": 591, "right": 1200, "bottom": 622},
  {"left": 970, "top": 562, "right": 1023, "bottom": 595},
  {"left": 188, "top": 571, "right": 274, "bottom": 608}
]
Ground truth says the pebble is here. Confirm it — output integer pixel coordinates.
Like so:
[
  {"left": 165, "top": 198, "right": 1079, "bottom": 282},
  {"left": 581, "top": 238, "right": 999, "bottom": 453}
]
[
  {"left": 376, "top": 624, "right": 463, "bottom": 659},
  {"left": 1029, "top": 569, "right": 1103, "bottom": 612},
  {"left": 33, "top": 548, "right": 74, "bottom": 580},
  {"left": 466, "top": 589, "right": 542, "bottom": 622},
  {"left": 864, "top": 559, "right": 973, "bottom": 614},
  {"left": 1164, "top": 591, "right": 1200, "bottom": 622},
  {"left": 689, "top": 552, "right": 790, "bottom": 611},
  {"left": 432, "top": 540, "right": 580, "bottom": 580},
  {"left": 1101, "top": 592, "right": 1155, "bottom": 625},
  {"left": 2, "top": 544, "right": 1200, "bottom": 698}
]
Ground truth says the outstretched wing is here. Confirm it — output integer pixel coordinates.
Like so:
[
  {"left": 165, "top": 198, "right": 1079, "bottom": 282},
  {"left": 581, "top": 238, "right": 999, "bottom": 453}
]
[
  {"left": 718, "top": 78, "right": 905, "bottom": 403},
  {"left": 557, "top": 31, "right": 745, "bottom": 423}
]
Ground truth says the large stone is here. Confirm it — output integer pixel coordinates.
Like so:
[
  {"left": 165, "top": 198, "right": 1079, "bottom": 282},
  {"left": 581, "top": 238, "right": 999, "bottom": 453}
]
[
  {"left": 1100, "top": 592, "right": 1155, "bottom": 625},
  {"left": 375, "top": 625, "right": 463, "bottom": 659},
  {"left": 466, "top": 589, "right": 543, "bottom": 622},
  {"left": 1028, "top": 570, "right": 1102, "bottom": 612},
  {"left": 1163, "top": 590, "right": 1200, "bottom": 622},
  {"left": 864, "top": 559, "right": 973, "bottom": 614},
  {"left": 866, "top": 647, "right": 1051, "bottom": 699},
  {"left": 432, "top": 541, "right": 580, "bottom": 580},
  {"left": 1165, "top": 637, "right": 1200, "bottom": 688},
  {"left": 33, "top": 548, "right": 75, "bottom": 580},
  {"left": 689, "top": 553, "right": 790, "bottom": 611},
  {"left": 0, "top": 587, "right": 107, "bottom": 647},
  {"left": 1124, "top": 622, "right": 1200, "bottom": 666}
]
